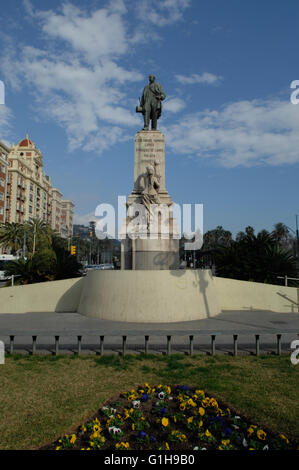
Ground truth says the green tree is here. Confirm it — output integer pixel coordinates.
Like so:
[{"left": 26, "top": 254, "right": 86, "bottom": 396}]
[
  {"left": 0, "top": 222, "right": 24, "bottom": 254},
  {"left": 215, "top": 229, "right": 298, "bottom": 284},
  {"left": 203, "top": 226, "right": 232, "bottom": 250}
]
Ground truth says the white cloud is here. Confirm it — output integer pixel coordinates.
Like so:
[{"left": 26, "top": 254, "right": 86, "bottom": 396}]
[
  {"left": 3, "top": 2, "right": 144, "bottom": 153},
  {"left": 136, "top": 0, "right": 191, "bottom": 26},
  {"left": 2, "top": 1, "right": 194, "bottom": 155},
  {"left": 164, "top": 97, "right": 186, "bottom": 113},
  {"left": 165, "top": 99, "right": 299, "bottom": 167},
  {"left": 74, "top": 212, "right": 97, "bottom": 226},
  {"left": 175, "top": 72, "right": 222, "bottom": 85},
  {"left": 38, "top": 3, "right": 129, "bottom": 63}
]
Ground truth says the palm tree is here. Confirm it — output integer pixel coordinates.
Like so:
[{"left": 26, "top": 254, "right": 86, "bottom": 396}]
[
  {"left": 0, "top": 222, "right": 24, "bottom": 254},
  {"left": 214, "top": 228, "right": 298, "bottom": 284},
  {"left": 25, "top": 218, "right": 53, "bottom": 255}
]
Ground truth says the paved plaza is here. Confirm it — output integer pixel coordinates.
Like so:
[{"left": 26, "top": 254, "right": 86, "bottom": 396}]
[{"left": 0, "top": 310, "right": 298, "bottom": 355}]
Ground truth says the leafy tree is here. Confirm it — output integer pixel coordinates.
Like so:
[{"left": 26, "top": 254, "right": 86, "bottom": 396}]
[
  {"left": 203, "top": 226, "right": 232, "bottom": 250},
  {"left": 0, "top": 222, "right": 24, "bottom": 254},
  {"left": 52, "top": 236, "right": 82, "bottom": 280},
  {"left": 214, "top": 229, "right": 298, "bottom": 284}
]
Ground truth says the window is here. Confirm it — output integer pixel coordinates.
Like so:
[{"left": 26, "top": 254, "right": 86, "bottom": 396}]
[
  {"left": 29, "top": 206, "right": 32, "bottom": 214},
  {"left": 0, "top": 178, "right": 4, "bottom": 187},
  {"left": 29, "top": 194, "right": 33, "bottom": 202},
  {"left": 1, "top": 164, "right": 5, "bottom": 173},
  {"left": 0, "top": 208, "right": 3, "bottom": 215},
  {"left": 30, "top": 182, "right": 33, "bottom": 191},
  {"left": 0, "top": 192, "right": 3, "bottom": 200}
]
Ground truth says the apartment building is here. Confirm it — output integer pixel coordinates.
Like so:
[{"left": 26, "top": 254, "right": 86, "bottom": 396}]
[
  {"left": 61, "top": 200, "right": 75, "bottom": 239},
  {"left": 4, "top": 134, "right": 74, "bottom": 238},
  {"left": 0, "top": 140, "right": 9, "bottom": 223}
]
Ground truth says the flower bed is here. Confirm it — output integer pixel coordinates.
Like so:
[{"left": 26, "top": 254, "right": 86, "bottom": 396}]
[{"left": 46, "top": 384, "right": 297, "bottom": 451}]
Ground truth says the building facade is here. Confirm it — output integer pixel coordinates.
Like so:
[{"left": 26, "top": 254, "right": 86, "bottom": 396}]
[
  {"left": 0, "top": 141, "right": 9, "bottom": 224},
  {"left": 4, "top": 134, "right": 74, "bottom": 238}
]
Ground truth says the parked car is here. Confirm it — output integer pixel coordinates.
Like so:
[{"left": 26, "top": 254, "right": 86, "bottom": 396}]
[
  {"left": 97, "top": 263, "right": 115, "bottom": 270},
  {"left": 84, "top": 264, "right": 115, "bottom": 273}
]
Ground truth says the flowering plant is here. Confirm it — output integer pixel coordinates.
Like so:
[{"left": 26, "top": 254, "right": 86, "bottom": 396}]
[{"left": 47, "top": 383, "right": 298, "bottom": 451}]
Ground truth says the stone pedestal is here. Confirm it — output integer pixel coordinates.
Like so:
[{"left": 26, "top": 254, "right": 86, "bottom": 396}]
[
  {"left": 121, "top": 130, "right": 180, "bottom": 270},
  {"left": 127, "top": 130, "right": 172, "bottom": 206}
]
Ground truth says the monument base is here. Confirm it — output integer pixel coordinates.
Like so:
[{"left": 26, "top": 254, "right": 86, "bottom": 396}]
[
  {"left": 121, "top": 235, "right": 180, "bottom": 270},
  {"left": 78, "top": 269, "right": 221, "bottom": 322}
]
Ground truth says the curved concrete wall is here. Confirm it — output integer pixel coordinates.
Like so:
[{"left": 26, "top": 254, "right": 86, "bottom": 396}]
[
  {"left": 0, "top": 272, "right": 298, "bottom": 318},
  {"left": 77, "top": 269, "right": 220, "bottom": 322},
  {"left": 214, "top": 276, "right": 299, "bottom": 313},
  {"left": 0, "top": 277, "right": 84, "bottom": 314}
]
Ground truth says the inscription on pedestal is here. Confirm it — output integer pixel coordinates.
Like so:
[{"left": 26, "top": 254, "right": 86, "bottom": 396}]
[{"left": 133, "top": 131, "right": 166, "bottom": 194}]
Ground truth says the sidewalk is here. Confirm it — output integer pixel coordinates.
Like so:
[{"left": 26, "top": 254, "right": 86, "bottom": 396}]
[{"left": 0, "top": 310, "right": 298, "bottom": 355}]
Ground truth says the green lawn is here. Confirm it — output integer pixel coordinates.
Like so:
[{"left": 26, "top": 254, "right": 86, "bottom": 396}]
[{"left": 0, "top": 353, "right": 298, "bottom": 450}]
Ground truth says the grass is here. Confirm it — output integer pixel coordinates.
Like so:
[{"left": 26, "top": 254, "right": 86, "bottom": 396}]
[{"left": 0, "top": 353, "right": 298, "bottom": 450}]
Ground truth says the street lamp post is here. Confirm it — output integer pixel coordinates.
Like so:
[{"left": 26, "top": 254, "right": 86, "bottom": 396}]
[
  {"left": 32, "top": 223, "right": 37, "bottom": 255},
  {"left": 296, "top": 215, "right": 299, "bottom": 261},
  {"left": 22, "top": 226, "right": 26, "bottom": 258}
]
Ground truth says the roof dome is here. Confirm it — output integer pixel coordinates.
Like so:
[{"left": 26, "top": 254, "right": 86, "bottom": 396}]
[{"left": 18, "top": 134, "right": 32, "bottom": 147}]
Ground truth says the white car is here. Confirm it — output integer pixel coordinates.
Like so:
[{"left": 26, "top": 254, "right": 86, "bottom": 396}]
[{"left": 96, "top": 263, "right": 115, "bottom": 270}]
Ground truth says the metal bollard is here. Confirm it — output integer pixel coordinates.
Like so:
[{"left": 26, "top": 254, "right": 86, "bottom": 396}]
[
  {"left": 100, "top": 336, "right": 104, "bottom": 356},
  {"left": 122, "top": 336, "right": 127, "bottom": 357},
  {"left": 77, "top": 335, "right": 82, "bottom": 355},
  {"left": 211, "top": 335, "right": 216, "bottom": 356},
  {"left": 233, "top": 334, "right": 238, "bottom": 356},
  {"left": 32, "top": 335, "right": 37, "bottom": 355},
  {"left": 167, "top": 336, "right": 171, "bottom": 355},
  {"left": 189, "top": 335, "right": 194, "bottom": 356},
  {"left": 255, "top": 334, "right": 260, "bottom": 356},
  {"left": 9, "top": 335, "right": 14, "bottom": 355},
  {"left": 144, "top": 335, "right": 149, "bottom": 355},
  {"left": 55, "top": 336, "right": 59, "bottom": 355},
  {"left": 277, "top": 334, "right": 282, "bottom": 356}
]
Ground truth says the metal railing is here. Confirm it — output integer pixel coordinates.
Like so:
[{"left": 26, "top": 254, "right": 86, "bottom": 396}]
[
  {"left": 2, "top": 330, "right": 298, "bottom": 357},
  {"left": 277, "top": 275, "right": 299, "bottom": 287}
]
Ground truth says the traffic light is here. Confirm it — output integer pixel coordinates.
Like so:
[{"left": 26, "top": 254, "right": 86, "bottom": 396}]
[{"left": 70, "top": 245, "right": 76, "bottom": 255}]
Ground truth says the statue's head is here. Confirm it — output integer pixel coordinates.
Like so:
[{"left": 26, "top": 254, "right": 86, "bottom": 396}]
[
  {"left": 149, "top": 75, "right": 155, "bottom": 83},
  {"left": 146, "top": 164, "right": 154, "bottom": 175}
]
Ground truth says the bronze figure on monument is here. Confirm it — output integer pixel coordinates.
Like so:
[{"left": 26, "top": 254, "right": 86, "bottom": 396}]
[{"left": 136, "top": 75, "right": 166, "bottom": 131}]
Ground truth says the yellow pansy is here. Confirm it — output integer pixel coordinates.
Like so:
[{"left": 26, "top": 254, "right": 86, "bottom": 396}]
[
  {"left": 187, "top": 398, "right": 197, "bottom": 407},
  {"left": 70, "top": 434, "right": 76, "bottom": 445},
  {"left": 202, "top": 398, "right": 210, "bottom": 408},
  {"left": 187, "top": 416, "right": 193, "bottom": 424},
  {"left": 280, "top": 434, "right": 290, "bottom": 444},
  {"left": 221, "top": 440, "right": 230, "bottom": 446},
  {"left": 205, "top": 429, "right": 212, "bottom": 438},
  {"left": 257, "top": 430, "right": 266, "bottom": 441},
  {"left": 162, "top": 417, "right": 169, "bottom": 427},
  {"left": 198, "top": 407, "right": 205, "bottom": 416}
]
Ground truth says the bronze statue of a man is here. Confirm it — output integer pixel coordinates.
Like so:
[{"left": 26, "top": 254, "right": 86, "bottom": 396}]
[{"left": 137, "top": 75, "right": 166, "bottom": 131}]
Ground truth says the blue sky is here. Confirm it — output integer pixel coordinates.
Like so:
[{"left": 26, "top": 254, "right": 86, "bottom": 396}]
[{"left": 1, "top": 0, "right": 299, "bottom": 237}]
